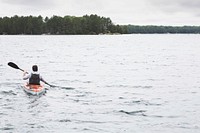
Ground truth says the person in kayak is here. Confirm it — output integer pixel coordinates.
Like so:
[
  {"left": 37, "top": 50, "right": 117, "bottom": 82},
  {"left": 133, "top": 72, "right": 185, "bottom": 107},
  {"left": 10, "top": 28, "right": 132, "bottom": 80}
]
[{"left": 23, "top": 65, "right": 49, "bottom": 85}]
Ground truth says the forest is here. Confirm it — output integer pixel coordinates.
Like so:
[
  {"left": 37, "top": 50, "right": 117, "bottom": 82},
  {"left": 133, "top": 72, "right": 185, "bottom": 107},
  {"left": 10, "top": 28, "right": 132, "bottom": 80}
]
[
  {"left": 0, "top": 15, "right": 126, "bottom": 35},
  {"left": 126, "top": 25, "right": 200, "bottom": 34},
  {"left": 0, "top": 14, "right": 199, "bottom": 35}
]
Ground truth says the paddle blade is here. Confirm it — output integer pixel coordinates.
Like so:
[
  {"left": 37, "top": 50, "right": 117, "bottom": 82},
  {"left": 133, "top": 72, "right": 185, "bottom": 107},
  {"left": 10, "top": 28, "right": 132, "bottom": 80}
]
[
  {"left": 8, "top": 62, "right": 20, "bottom": 69},
  {"left": 50, "top": 84, "right": 74, "bottom": 90}
]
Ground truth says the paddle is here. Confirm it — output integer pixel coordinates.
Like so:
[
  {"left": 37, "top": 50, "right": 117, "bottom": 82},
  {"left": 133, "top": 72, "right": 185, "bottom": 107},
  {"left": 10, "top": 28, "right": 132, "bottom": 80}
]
[
  {"left": 8, "top": 62, "right": 25, "bottom": 72},
  {"left": 49, "top": 84, "right": 74, "bottom": 90},
  {"left": 7, "top": 62, "right": 74, "bottom": 89}
]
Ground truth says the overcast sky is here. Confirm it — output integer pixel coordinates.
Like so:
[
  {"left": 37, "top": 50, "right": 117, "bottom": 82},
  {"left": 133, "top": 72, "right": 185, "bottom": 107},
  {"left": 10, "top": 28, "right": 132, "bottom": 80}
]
[{"left": 0, "top": 0, "right": 200, "bottom": 26}]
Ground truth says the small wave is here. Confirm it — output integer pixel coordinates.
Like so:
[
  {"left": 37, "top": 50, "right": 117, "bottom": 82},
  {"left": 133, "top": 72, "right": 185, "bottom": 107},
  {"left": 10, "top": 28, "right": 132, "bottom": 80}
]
[
  {"left": 147, "top": 78, "right": 165, "bottom": 81},
  {"left": 83, "top": 81, "right": 92, "bottom": 83},
  {"left": 0, "top": 82, "right": 20, "bottom": 86},
  {"left": 105, "top": 85, "right": 153, "bottom": 89},
  {"left": 133, "top": 86, "right": 153, "bottom": 89},
  {"left": 75, "top": 94, "right": 87, "bottom": 97},
  {"left": 166, "top": 122, "right": 199, "bottom": 129},
  {"left": 0, "top": 90, "right": 17, "bottom": 96},
  {"left": 53, "top": 79, "right": 92, "bottom": 85},
  {"left": 68, "top": 80, "right": 92, "bottom": 84},
  {"left": 26, "top": 123, "right": 45, "bottom": 129},
  {"left": 128, "top": 100, "right": 162, "bottom": 106},
  {"left": 59, "top": 119, "right": 71, "bottom": 122},
  {"left": 75, "top": 120, "right": 106, "bottom": 124},
  {"left": 0, "top": 83, "right": 21, "bottom": 93},
  {"left": 119, "top": 110, "right": 147, "bottom": 116},
  {"left": 55, "top": 86, "right": 75, "bottom": 90},
  {"left": 0, "top": 112, "right": 7, "bottom": 116},
  {"left": 119, "top": 110, "right": 180, "bottom": 119},
  {"left": 0, "top": 127, "right": 14, "bottom": 131},
  {"left": 0, "top": 124, "right": 14, "bottom": 131}
]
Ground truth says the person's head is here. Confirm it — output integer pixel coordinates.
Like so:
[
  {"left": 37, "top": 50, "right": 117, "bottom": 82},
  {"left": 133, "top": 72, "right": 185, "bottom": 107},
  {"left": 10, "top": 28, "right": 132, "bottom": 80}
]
[{"left": 32, "top": 65, "right": 38, "bottom": 72}]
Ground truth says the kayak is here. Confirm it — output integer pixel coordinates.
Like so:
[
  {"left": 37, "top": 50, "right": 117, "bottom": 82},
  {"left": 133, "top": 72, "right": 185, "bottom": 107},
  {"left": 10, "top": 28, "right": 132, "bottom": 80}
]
[{"left": 22, "top": 84, "right": 46, "bottom": 96}]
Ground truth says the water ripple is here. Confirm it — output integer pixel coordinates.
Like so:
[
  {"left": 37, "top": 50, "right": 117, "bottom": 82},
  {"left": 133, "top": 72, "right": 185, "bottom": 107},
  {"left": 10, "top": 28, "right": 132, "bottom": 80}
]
[
  {"left": 105, "top": 85, "right": 153, "bottom": 89},
  {"left": 119, "top": 110, "right": 147, "bottom": 116},
  {"left": 1, "top": 35, "right": 200, "bottom": 133},
  {"left": 119, "top": 110, "right": 180, "bottom": 119},
  {"left": 126, "top": 100, "right": 163, "bottom": 106},
  {"left": 59, "top": 119, "right": 71, "bottom": 122},
  {"left": 0, "top": 124, "right": 14, "bottom": 131},
  {"left": 0, "top": 90, "right": 17, "bottom": 96}
]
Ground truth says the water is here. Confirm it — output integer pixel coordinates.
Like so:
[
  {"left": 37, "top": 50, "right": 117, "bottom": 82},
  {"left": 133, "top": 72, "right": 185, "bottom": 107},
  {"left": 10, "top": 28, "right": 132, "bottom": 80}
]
[{"left": 0, "top": 34, "right": 200, "bottom": 133}]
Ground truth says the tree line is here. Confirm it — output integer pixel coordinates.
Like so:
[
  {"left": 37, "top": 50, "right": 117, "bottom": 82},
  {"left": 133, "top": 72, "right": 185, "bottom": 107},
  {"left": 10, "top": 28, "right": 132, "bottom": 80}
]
[
  {"left": 0, "top": 15, "right": 200, "bottom": 35},
  {"left": 0, "top": 15, "right": 126, "bottom": 35},
  {"left": 126, "top": 25, "right": 200, "bottom": 34}
]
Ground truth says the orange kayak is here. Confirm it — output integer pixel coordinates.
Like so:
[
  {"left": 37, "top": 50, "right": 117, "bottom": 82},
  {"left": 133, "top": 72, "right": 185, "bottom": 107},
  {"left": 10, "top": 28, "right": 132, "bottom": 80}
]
[{"left": 23, "top": 84, "right": 46, "bottom": 95}]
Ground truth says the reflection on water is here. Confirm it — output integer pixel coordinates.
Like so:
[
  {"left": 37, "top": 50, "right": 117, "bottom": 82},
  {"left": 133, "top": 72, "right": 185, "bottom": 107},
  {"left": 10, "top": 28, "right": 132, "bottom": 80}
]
[{"left": 0, "top": 35, "right": 200, "bottom": 133}]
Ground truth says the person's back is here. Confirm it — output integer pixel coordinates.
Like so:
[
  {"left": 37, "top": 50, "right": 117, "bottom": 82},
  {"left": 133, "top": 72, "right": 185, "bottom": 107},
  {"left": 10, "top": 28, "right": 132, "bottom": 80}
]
[{"left": 29, "top": 72, "right": 40, "bottom": 85}]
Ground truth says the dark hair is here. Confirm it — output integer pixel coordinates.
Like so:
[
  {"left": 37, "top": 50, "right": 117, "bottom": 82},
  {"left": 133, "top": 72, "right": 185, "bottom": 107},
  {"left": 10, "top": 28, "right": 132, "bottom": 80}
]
[{"left": 32, "top": 65, "right": 38, "bottom": 72}]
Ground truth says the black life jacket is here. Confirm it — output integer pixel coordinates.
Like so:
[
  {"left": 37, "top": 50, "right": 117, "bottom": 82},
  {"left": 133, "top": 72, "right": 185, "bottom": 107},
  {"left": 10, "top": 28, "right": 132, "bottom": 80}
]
[{"left": 29, "top": 73, "right": 40, "bottom": 85}]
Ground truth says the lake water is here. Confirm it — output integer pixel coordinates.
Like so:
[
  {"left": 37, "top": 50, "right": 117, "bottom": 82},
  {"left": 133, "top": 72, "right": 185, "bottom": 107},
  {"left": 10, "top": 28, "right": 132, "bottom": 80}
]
[{"left": 0, "top": 34, "right": 200, "bottom": 133}]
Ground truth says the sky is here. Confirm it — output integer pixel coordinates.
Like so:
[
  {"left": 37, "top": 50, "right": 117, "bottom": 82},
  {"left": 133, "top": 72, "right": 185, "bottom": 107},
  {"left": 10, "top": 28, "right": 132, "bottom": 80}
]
[{"left": 0, "top": 0, "right": 200, "bottom": 26}]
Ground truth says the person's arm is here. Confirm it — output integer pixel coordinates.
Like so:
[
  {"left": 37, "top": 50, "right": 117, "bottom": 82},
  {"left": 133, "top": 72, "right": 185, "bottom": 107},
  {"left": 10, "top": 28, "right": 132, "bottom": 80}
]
[
  {"left": 40, "top": 76, "right": 51, "bottom": 86},
  {"left": 23, "top": 71, "right": 30, "bottom": 80}
]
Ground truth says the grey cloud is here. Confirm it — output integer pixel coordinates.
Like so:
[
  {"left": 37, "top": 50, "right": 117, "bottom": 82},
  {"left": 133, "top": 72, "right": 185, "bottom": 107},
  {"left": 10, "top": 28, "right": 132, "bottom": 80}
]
[
  {"left": 0, "top": 0, "right": 199, "bottom": 25},
  {"left": 180, "top": 0, "right": 200, "bottom": 9},
  {"left": 1, "top": 0, "right": 55, "bottom": 8},
  {"left": 148, "top": 0, "right": 200, "bottom": 14}
]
